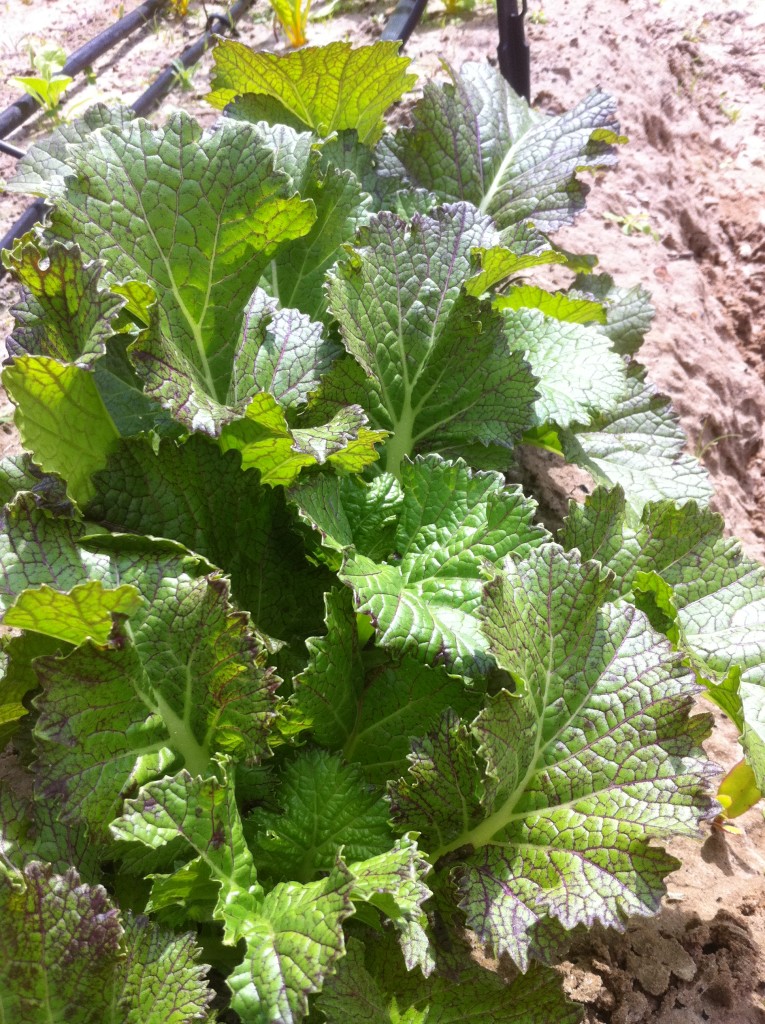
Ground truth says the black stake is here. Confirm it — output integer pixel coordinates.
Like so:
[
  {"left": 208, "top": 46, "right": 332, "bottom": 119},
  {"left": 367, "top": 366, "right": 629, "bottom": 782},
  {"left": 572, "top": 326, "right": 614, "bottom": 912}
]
[{"left": 496, "top": 0, "right": 530, "bottom": 101}]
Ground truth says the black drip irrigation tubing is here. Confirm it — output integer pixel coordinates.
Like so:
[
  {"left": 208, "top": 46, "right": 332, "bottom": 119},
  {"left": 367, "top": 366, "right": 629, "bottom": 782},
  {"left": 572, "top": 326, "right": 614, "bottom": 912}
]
[
  {"left": 0, "top": 0, "right": 257, "bottom": 267},
  {"left": 380, "top": 0, "right": 429, "bottom": 45},
  {"left": 0, "top": 0, "right": 169, "bottom": 143}
]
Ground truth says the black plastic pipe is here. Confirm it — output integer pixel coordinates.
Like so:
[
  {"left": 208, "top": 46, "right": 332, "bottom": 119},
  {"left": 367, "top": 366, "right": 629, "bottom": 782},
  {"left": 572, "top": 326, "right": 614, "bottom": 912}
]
[
  {"left": 380, "top": 0, "right": 428, "bottom": 44},
  {"left": 133, "top": 0, "right": 257, "bottom": 116},
  {"left": 0, "top": 0, "right": 169, "bottom": 142}
]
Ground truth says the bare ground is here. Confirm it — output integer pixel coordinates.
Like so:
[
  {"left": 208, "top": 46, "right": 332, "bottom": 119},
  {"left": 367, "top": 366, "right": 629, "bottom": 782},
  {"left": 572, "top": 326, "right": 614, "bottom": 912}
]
[{"left": 1, "top": 1, "right": 765, "bottom": 1021}]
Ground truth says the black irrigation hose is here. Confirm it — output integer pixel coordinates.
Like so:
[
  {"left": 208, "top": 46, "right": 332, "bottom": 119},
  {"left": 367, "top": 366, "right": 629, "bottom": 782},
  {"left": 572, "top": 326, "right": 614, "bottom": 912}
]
[
  {"left": 0, "top": 0, "right": 169, "bottom": 143},
  {"left": 496, "top": 0, "right": 530, "bottom": 101},
  {"left": 0, "top": 1, "right": 256, "bottom": 266},
  {"left": 133, "top": 1, "right": 257, "bottom": 116},
  {"left": 380, "top": 0, "right": 429, "bottom": 44}
]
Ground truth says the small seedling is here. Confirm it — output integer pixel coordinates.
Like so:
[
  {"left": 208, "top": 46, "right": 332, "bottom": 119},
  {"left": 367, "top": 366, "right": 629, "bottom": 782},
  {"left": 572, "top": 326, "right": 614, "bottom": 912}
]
[
  {"left": 443, "top": 0, "right": 476, "bottom": 15},
  {"left": 12, "top": 43, "right": 73, "bottom": 113},
  {"left": 603, "top": 207, "right": 661, "bottom": 241},
  {"left": 528, "top": 7, "right": 549, "bottom": 25},
  {"left": 171, "top": 58, "right": 200, "bottom": 91}
]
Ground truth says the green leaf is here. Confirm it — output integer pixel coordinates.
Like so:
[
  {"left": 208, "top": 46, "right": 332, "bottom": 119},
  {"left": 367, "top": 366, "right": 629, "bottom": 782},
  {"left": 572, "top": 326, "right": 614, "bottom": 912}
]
[
  {"left": 396, "top": 545, "right": 715, "bottom": 969},
  {"left": 3, "top": 240, "right": 126, "bottom": 365},
  {"left": 246, "top": 750, "right": 392, "bottom": 883},
  {"left": 561, "top": 485, "right": 765, "bottom": 786},
  {"left": 502, "top": 306, "right": 626, "bottom": 428},
  {"left": 336, "top": 456, "right": 547, "bottom": 675},
  {"left": 326, "top": 205, "right": 538, "bottom": 475},
  {"left": 495, "top": 286, "right": 606, "bottom": 324},
  {"left": 348, "top": 836, "right": 433, "bottom": 972},
  {"left": 560, "top": 363, "right": 713, "bottom": 521},
  {"left": 227, "top": 866, "right": 354, "bottom": 1024},
  {"left": 292, "top": 588, "right": 484, "bottom": 782},
  {"left": 465, "top": 244, "right": 570, "bottom": 297},
  {"left": 236, "top": 289, "right": 341, "bottom": 408},
  {"left": 317, "top": 937, "right": 582, "bottom": 1024},
  {"left": 269, "top": 166, "right": 374, "bottom": 320},
  {"left": 34, "top": 574, "right": 277, "bottom": 831},
  {"left": 219, "top": 394, "right": 386, "bottom": 486},
  {"left": 387, "top": 64, "right": 623, "bottom": 238},
  {"left": 42, "top": 113, "right": 314, "bottom": 409},
  {"left": 209, "top": 40, "right": 416, "bottom": 145},
  {"left": 3, "top": 104, "right": 136, "bottom": 199},
  {"left": 390, "top": 547, "right": 715, "bottom": 967},
  {"left": 3, "top": 355, "right": 120, "bottom": 505},
  {"left": 114, "top": 769, "right": 354, "bottom": 1023},
  {"left": 388, "top": 710, "right": 483, "bottom": 855},
  {"left": 570, "top": 272, "right": 654, "bottom": 356},
  {"left": 0, "top": 862, "right": 123, "bottom": 1022},
  {"left": 4, "top": 579, "right": 142, "bottom": 645},
  {"left": 0, "top": 861, "right": 214, "bottom": 1023},
  {"left": 86, "top": 436, "right": 333, "bottom": 667}
]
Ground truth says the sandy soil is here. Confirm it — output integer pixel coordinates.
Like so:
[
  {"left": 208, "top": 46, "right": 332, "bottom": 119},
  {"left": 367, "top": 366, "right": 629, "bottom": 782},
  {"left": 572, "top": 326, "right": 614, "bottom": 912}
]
[{"left": 1, "top": 1, "right": 764, "bottom": 1021}]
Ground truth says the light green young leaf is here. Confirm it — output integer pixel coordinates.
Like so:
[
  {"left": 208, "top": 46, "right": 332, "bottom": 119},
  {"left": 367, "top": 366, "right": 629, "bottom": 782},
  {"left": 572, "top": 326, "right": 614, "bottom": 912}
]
[
  {"left": 4, "top": 579, "right": 142, "bottom": 646},
  {"left": 3, "top": 355, "right": 120, "bottom": 505},
  {"left": 246, "top": 750, "right": 392, "bottom": 883},
  {"left": 34, "top": 574, "right": 277, "bottom": 831},
  {"left": 209, "top": 40, "right": 416, "bottom": 144},
  {"left": 219, "top": 394, "right": 386, "bottom": 486},
  {"left": 337, "top": 456, "right": 548, "bottom": 675},
  {"left": 326, "top": 204, "right": 538, "bottom": 474},
  {"left": 561, "top": 363, "right": 713, "bottom": 521},
  {"left": 387, "top": 63, "right": 623, "bottom": 238}
]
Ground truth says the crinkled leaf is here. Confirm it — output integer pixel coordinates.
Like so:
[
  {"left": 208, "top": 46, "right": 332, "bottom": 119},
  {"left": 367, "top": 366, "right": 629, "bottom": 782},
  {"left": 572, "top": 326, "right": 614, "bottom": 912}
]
[
  {"left": 0, "top": 453, "right": 70, "bottom": 511},
  {"left": 571, "top": 272, "right": 654, "bottom": 356},
  {"left": 0, "top": 862, "right": 122, "bottom": 1022},
  {"left": 3, "top": 240, "right": 125, "bottom": 365},
  {"left": 227, "top": 866, "right": 354, "bottom": 1024},
  {"left": 236, "top": 289, "right": 341, "bottom": 409},
  {"left": 337, "top": 456, "right": 547, "bottom": 675},
  {"left": 562, "top": 485, "right": 765, "bottom": 786},
  {"left": 246, "top": 750, "right": 392, "bottom": 883},
  {"left": 39, "top": 113, "right": 314, "bottom": 413},
  {"left": 34, "top": 574, "right": 276, "bottom": 831},
  {"left": 387, "top": 63, "right": 622, "bottom": 238},
  {"left": 465, "top": 244, "right": 570, "bottom": 297},
  {"left": 115, "top": 914, "right": 215, "bottom": 1023},
  {"left": 388, "top": 709, "right": 484, "bottom": 856},
  {"left": 348, "top": 835, "right": 432, "bottom": 938},
  {"left": 4, "top": 579, "right": 142, "bottom": 645},
  {"left": 561, "top": 363, "right": 713, "bottom": 521},
  {"left": 290, "top": 473, "right": 404, "bottom": 562},
  {"left": 3, "top": 355, "right": 119, "bottom": 505},
  {"left": 4, "top": 104, "right": 136, "bottom": 198},
  {"left": 317, "top": 937, "right": 581, "bottom": 1024},
  {"left": 115, "top": 768, "right": 354, "bottom": 1024},
  {"left": 112, "top": 769, "right": 261, "bottom": 934},
  {"left": 292, "top": 588, "right": 484, "bottom": 782},
  {"left": 0, "top": 860, "right": 215, "bottom": 1023},
  {"left": 209, "top": 40, "right": 415, "bottom": 145},
  {"left": 86, "top": 436, "right": 333, "bottom": 668},
  {"left": 403, "top": 546, "right": 714, "bottom": 969},
  {"left": 326, "top": 205, "right": 537, "bottom": 471},
  {"left": 220, "top": 395, "right": 386, "bottom": 486},
  {"left": 502, "top": 307, "right": 626, "bottom": 428}
]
